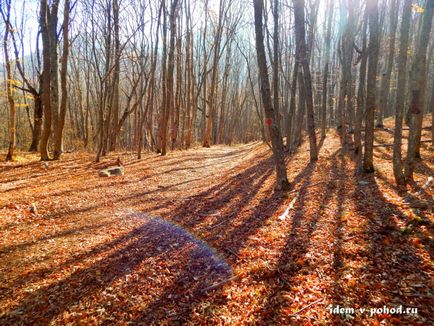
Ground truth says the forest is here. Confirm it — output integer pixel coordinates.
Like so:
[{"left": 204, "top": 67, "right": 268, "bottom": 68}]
[{"left": 0, "top": 0, "right": 433, "bottom": 324}]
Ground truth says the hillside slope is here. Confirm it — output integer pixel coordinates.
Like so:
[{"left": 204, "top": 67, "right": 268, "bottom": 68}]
[{"left": 0, "top": 118, "right": 432, "bottom": 325}]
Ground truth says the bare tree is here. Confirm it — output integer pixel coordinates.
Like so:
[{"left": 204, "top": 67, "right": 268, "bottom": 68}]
[
  {"left": 404, "top": 0, "right": 434, "bottom": 181},
  {"left": 293, "top": 0, "right": 318, "bottom": 162},
  {"left": 321, "top": 0, "right": 333, "bottom": 139},
  {"left": 0, "top": 0, "right": 16, "bottom": 161},
  {"left": 392, "top": 0, "right": 412, "bottom": 185},
  {"left": 53, "top": 0, "right": 72, "bottom": 159},
  {"left": 363, "top": 0, "right": 380, "bottom": 173},
  {"left": 253, "top": 0, "right": 290, "bottom": 190},
  {"left": 375, "top": 0, "right": 399, "bottom": 128}
]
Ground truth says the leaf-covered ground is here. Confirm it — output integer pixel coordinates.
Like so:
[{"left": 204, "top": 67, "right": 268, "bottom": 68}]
[{"left": 0, "top": 119, "right": 433, "bottom": 325}]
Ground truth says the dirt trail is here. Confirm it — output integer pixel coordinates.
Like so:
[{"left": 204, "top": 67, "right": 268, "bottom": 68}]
[{"left": 0, "top": 125, "right": 432, "bottom": 324}]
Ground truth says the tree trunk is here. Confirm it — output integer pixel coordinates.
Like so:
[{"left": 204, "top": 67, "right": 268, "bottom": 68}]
[
  {"left": 39, "top": 0, "right": 53, "bottom": 161},
  {"left": 363, "top": 0, "right": 380, "bottom": 173},
  {"left": 160, "top": 0, "right": 178, "bottom": 156},
  {"left": 376, "top": 0, "right": 399, "bottom": 127},
  {"left": 287, "top": 62, "right": 298, "bottom": 150},
  {"left": 29, "top": 94, "right": 43, "bottom": 152},
  {"left": 293, "top": 0, "right": 318, "bottom": 162},
  {"left": 392, "top": 0, "right": 412, "bottom": 185},
  {"left": 337, "top": 3, "right": 355, "bottom": 146},
  {"left": 321, "top": 0, "right": 333, "bottom": 139},
  {"left": 404, "top": 0, "right": 434, "bottom": 180},
  {"left": 49, "top": 0, "right": 60, "bottom": 143},
  {"left": 0, "top": 0, "right": 15, "bottom": 161},
  {"left": 53, "top": 0, "right": 71, "bottom": 160},
  {"left": 355, "top": 15, "right": 368, "bottom": 173},
  {"left": 272, "top": 0, "right": 280, "bottom": 139},
  {"left": 203, "top": 0, "right": 225, "bottom": 148},
  {"left": 253, "top": 0, "right": 290, "bottom": 191}
]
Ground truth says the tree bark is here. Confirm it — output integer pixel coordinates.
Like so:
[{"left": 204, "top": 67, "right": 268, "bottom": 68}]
[
  {"left": 355, "top": 14, "right": 368, "bottom": 173},
  {"left": 376, "top": 0, "right": 399, "bottom": 127},
  {"left": 203, "top": 0, "right": 225, "bottom": 148},
  {"left": 160, "top": 0, "right": 178, "bottom": 155},
  {"left": 253, "top": 0, "right": 290, "bottom": 191},
  {"left": 392, "top": 0, "right": 412, "bottom": 185},
  {"left": 293, "top": 0, "right": 318, "bottom": 162},
  {"left": 363, "top": 0, "right": 380, "bottom": 173},
  {"left": 39, "top": 0, "right": 53, "bottom": 161},
  {"left": 404, "top": 0, "right": 434, "bottom": 180},
  {"left": 0, "top": 0, "right": 15, "bottom": 161},
  {"left": 321, "top": 0, "right": 333, "bottom": 139},
  {"left": 53, "top": 0, "right": 71, "bottom": 159}
]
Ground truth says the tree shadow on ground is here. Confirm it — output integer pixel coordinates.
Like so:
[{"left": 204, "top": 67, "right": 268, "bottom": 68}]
[
  {"left": 345, "top": 171, "right": 433, "bottom": 323},
  {"left": 254, "top": 152, "right": 340, "bottom": 324},
  {"left": 134, "top": 156, "right": 319, "bottom": 323},
  {"left": 0, "top": 216, "right": 232, "bottom": 325}
]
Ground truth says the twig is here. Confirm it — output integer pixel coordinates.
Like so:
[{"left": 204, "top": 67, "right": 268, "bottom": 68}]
[
  {"left": 201, "top": 275, "right": 240, "bottom": 293},
  {"left": 288, "top": 298, "right": 323, "bottom": 317}
]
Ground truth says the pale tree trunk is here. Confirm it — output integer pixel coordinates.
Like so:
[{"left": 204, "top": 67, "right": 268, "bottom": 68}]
[
  {"left": 293, "top": 0, "right": 318, "bottom": 162},
  {"left": 203, "top": 0, "right": 225, "bottom": 147},
  {"left": 185, "top": 0, "right": 196, "bottom": 148},
  {"left": 287, "top": 62, "right": 298, "bottom": 150},
  {"left": 0, "top": 0, "right": 15, "bottom": 161},
  {"left": 49, "top": 0, "right": 60, "bottom": 142},
  {"left": 321, "top": 0, "right": 333, "bottom": 139},
  {"left": 337, "top": 2, "right": 355, "bottom": 146},
  {"left": 272, "top": 0, "right": 280, "bottom": 139},
  {"left": 355, "top": 15, "right": 368, "bottom": 173},
  {"left": 160, "top": 0, "right": 178, "bottom": 155},
  {"left": 253, "top": 0, "right": 290, "bottom": 191},
  {"left": 39, "top": 0, "right": 53, "bottom": 161},
  {"left": 392, "top": 0, "right": 412, "bottom": 185},
  {"left": 376, "top": 0, "right": 399, "bottom": 128},
  {"left": 95, "top": 2, "right": 113, "bottom": 162},
  {"left": 218, "top": 39, "right": 232, "bottom": 144},
  {"left": 294, "top": 69, "right": 305, "bottom": 147},
  {"left": 363, "top": 0, "right": 379, "bottom": 173},
  {"left": 171, "top": 28, "right": 182, "bottom": 149},
  {"left": 109, "top": 0, "right": 120, "bottom": 152},
  {"left": 404, "top": 0, "right": 434, "bottom": 181},
  {"left": 53, "top": 0, "right": 71, "bottom": 160},
  {"left": 138, "top": 2, "right": 162, "bottom": 158},
  {"left": 157, "top": 0, "right": 168, "bottom": 154}
]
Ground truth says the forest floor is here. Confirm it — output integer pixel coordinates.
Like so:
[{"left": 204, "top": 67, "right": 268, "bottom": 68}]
[{"left": 0, "top": 118, "right": 433, "bottom": 325}]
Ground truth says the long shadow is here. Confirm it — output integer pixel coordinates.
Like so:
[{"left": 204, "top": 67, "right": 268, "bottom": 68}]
[
  {"left": 137, "top": 158, "right": 319, "bottom": 323},
  {"left": 3, "top": 153, "right": 274, "bottom": 296},
  {"left": 126, "top": 144, "right": 258, "bottom": 170},
  {"left": 139, "top": 154, "right": 259, "bottom": 182},
  {"left": 374, "top": 173, "right": 433, "bottom": 262},
  {"left": 254, "top": 158, "right": 344, "bottom": 323},
  {"left": 166, "top": 155, "right": 275, "bottom": 231},
  {"left": 0, "top": 216, "right": 231, "bottom": 324},
  {"left": 134, "top": 137, "right": 327, "bottom": 323},
  {"left": 414, "top": 161, "right": 434, "bottom": 176},
  {"left": 327, "top": 144, "right": 434, "bottom": 323},
  {"left": 0, "top": 221, "right": 114, "bottom": 257},
  {"left": 351, "top": 173, "right": 433, "bottom": 323}
]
